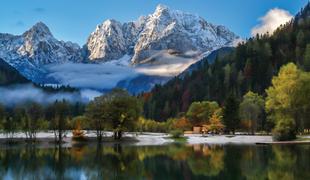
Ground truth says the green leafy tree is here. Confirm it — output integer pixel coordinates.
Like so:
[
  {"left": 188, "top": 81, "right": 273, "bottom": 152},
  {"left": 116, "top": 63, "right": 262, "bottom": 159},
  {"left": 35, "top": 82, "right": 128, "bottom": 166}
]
[
  {"left": 50, "top": 100, "right": 70, "bottom": 143},
  {"left": 223, "top": 95, "right": 240, "bottom": 134},
  {"left": 106, "top": 89, "right": 142, "bottom": 139},
  {"left": 295, "top": 70, "right": 310, "bottom": 131},
  {"left": 86, "top": 96, "right": 108, "bottom": 141},
  {"left": 265, "top": 63, "right": 306, "bottom": 140},
  {"left": 23, "top": 102, "right": 44, "bottom": 141},
  {"left": 186, "top": 101, "right": 220, "bottom": 126},
  {"left": 86, "top": 89, "right": 142, "bottom": 140},
  {"left": 3, "top": 116, "right": 18, "bottom": 140},
  {"left": 239, "top": 91, "right": 265, "bottom": 134},
  {"left": 0, "top": 104, "right": 16, "bottom": 139}
]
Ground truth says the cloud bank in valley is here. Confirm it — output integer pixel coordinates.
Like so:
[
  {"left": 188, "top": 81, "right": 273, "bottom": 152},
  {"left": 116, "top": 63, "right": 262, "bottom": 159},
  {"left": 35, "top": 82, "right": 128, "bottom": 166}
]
[
  {"left": 45, "top": 52, "right": 200, "bottom": 89},
  {"left": 0, "top": 84, "right": 101, "bottom": 106},
  {"left": 251, "top": 8, "right": 293, "bottom": 36},
  {"left": 135, "top": 50, "right": 202, "bottom": 77},
  {"left": 0, "top": 53, "right": 201, "bottom": 105},
  {"left": 46, "top": 60, "right": 138, "bottom": 90}
]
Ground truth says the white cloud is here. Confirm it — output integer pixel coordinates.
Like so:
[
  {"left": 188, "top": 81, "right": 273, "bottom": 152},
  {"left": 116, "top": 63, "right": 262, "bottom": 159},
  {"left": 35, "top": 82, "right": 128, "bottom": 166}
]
[
  {"left": 45, "top": 56, "right": 138, "bottom": 90},
  {"left": 135, "top": 50, "right": 201, "bottom": 77},
  {"left": 0, "top": 84, "right": 98, "bottom": 106},
  {"left": 44, "top": 52, "right": 200, "bottom": 89},
  {"left": 251, "top": 8, "right": 293, "bottom": 36}
]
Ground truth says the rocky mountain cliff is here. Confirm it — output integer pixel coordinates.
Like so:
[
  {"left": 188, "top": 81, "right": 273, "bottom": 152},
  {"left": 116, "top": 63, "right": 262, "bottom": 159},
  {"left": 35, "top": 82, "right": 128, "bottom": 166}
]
[
  {"left": 85, "top": 4, "right": 240, "bottom": 64},
  {"left": 0, "top": 22, "right": 82, "bottom": 82}
]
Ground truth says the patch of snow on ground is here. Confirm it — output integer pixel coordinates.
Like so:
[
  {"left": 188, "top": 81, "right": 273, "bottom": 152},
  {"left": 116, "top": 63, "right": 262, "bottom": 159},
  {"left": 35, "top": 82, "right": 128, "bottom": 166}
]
[{"left": 185, "top": 134, "right": 273, "bottom": 144}]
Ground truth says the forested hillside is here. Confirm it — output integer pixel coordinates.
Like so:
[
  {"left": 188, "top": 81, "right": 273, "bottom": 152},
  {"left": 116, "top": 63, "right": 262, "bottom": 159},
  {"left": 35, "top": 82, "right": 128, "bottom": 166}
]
[
  {"left": 142, "top": 3, "right": 310, "bottom": 121},
  {"left": 0, "top": 58, "right": 29, "bottom": 85}
]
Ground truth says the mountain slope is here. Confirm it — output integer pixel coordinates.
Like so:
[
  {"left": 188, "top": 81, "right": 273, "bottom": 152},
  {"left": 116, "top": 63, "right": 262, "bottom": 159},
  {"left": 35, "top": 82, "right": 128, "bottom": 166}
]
[
  {"left": 116, "top": 75, "right": 170, "bottom": 94},
  {"left": 178, "top": 47, "right": 234, "bottom": 78},
  {"left": 142, "top": 2, "right": 310, "bottom": 121},
  {"left": 0, "top": 58, "right": 29, "bottom": 85}
]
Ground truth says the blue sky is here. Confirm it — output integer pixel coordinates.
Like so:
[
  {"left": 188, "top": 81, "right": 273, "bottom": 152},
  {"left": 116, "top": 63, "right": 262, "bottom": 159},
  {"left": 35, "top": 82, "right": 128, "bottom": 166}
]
[{"left": 0, "top": 0, "right": 308, "bottom": 45}]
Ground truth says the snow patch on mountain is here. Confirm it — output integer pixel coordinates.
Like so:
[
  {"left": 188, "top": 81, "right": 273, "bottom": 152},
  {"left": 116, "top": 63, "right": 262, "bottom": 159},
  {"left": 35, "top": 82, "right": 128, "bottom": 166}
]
[{"left": 85, "top": 4, "right": 240, "bottom": 64}]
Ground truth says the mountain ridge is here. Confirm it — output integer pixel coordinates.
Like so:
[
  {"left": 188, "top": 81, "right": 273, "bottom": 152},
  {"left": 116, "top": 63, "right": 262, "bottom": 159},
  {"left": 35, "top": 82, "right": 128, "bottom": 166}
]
[{"left": 0, "top": 4, "right": 240, "bottom": 91}]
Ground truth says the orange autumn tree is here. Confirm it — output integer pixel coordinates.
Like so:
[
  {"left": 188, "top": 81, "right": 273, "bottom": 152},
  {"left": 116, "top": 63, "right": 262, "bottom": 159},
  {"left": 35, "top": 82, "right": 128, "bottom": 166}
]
[
  {"left": 72, "top": 119, "right": 86, "bottom": 140},
  {"left": 203, "top": 110, "right": 225, "bottom": 134},
  {"left": 173, "top": 117, "right": 192, "bottom": 131}
]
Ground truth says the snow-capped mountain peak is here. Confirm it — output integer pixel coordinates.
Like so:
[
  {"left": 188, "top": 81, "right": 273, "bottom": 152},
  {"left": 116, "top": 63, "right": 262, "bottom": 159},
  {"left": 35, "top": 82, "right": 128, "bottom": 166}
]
[
  {"left": 86, "top": 19, "right": 127, "bottom": 61},
  {"left": 23, "top": 22, "right": 53, "bottom": 39},
  {"left": 154, "top": 4, "right": 170, "bottom": 15},
  {"left": 86, "top": 4, "right": 240, "bottom": 64},
  {"left": 0, "top": 22, "right": 83, "bottom": 82}
]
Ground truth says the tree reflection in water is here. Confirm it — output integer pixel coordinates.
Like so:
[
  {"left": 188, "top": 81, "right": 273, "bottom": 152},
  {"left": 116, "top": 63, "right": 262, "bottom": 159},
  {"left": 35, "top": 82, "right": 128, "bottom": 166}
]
[{"left": 0, "top": 143, "right": 309, "bottom": 179}]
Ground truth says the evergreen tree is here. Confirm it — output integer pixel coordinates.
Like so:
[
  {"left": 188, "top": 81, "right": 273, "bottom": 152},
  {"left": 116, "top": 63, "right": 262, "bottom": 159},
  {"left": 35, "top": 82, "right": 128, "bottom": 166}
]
[
  {"left": 223, "top": 95, "right": 240, "bottom": 134},
  {"left": 303, "top": 44, "right": 310, "bottom": 71},
  {"left": 0, "top": 104, "right": 5, "bottom": 129}
]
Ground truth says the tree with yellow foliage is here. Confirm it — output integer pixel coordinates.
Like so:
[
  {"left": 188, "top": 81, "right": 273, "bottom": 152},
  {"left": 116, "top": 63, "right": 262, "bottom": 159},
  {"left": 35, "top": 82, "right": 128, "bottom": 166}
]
[
  {"left": 203, "top": 110, "right": 225, "bottom": 134},
  {"left": 266, "top": 63, "right": 310, "bottom": 140}
]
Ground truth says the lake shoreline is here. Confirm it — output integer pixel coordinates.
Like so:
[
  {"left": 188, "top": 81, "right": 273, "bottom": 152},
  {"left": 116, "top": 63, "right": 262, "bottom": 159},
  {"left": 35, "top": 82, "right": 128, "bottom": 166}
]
[{"left": 0, "top": 132, "right": 309, "bottom": 147}]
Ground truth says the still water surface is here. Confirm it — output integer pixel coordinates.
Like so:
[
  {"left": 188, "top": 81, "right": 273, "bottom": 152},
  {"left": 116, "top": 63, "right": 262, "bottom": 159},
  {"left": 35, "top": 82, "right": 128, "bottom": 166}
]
[{"left": 0, "top": 143, "right": 309, "bottom": 179}]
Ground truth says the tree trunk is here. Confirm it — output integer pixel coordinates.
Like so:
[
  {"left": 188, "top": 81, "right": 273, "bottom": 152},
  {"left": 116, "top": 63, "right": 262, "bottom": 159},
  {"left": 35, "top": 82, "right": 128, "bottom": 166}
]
[
  {"left": 97, "top": 130, "right": 102, "bottom": 142},
  {"left": 114, "top": 131, "right": 117, "bottom": 140},
  {"left": 114, "top": 131, "right": 122, "bottom": 140},
  {"left": 118, "top": 131, "right": 122, "bottom": 140},
  {"left": 58, "top": 128, "right": 62, "bottom": 143}
]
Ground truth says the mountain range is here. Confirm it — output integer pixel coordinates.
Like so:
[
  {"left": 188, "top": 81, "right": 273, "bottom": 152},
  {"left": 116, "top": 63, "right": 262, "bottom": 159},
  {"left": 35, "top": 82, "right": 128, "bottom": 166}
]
[{"left": 0, "top": 4, "right": 240, "bottom": 93}]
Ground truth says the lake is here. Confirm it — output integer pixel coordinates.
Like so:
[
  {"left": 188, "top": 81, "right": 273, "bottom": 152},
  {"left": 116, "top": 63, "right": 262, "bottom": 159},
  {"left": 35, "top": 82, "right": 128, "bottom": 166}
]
[{"left": 0, "top": 143, "right": 309, "bottom": 179}]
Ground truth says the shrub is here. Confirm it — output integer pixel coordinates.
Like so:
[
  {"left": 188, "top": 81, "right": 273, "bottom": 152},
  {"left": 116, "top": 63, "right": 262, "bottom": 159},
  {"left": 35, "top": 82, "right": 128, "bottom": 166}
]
[
  {"left": 172, "top": 117, "right": 192, "bottom": 131},
  {"left": 170, "top": 129, "right": 183, "bottom": 138},
  {"left": 272, "top": 117, "right": 296, "bottom": 141}
]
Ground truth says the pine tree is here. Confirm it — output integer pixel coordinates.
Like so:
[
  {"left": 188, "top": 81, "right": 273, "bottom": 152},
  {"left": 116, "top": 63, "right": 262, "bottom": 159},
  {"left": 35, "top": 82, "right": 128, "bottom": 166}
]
[
  {"left": 223, "top": 95, "right": 240, "bottom": 134},
  {"left": 303, "top": 44, "right": 310, "bottom": 71}
]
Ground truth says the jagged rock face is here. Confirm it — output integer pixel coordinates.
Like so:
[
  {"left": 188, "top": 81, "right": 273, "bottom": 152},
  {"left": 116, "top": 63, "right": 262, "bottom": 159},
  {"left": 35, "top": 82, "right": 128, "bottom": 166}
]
[
  {"left": 86, "top": 4, "right": 240, "bottom": 64},
  {"left": 0, "top": 22, "right": 82, "bottom": 82},
  {"left": 86, "top": 20, "right": 127, "bottom": 61},
  {"left": 0, "top": 22, "right": 82, "bottom": 66},
  {"left": 86, "top": 19, "right": 145, "bottom": 61}
]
